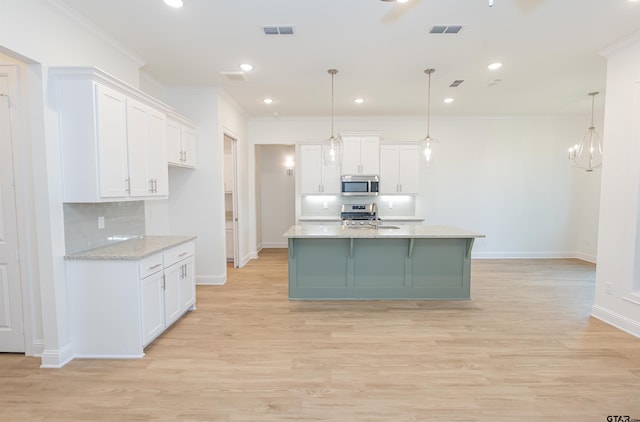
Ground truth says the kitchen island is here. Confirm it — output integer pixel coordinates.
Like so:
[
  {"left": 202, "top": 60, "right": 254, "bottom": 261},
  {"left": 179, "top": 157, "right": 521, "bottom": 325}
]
[{"left": 284, "top": 225, "right": 485, "bottom": 300}]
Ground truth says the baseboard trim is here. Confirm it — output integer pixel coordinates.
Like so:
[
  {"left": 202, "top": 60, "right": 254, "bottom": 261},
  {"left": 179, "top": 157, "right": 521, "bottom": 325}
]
[
  {"left": 196, "top": 274, "right": 226, "bottom": 286},
  {"left": 40, "top": 343, "right": 74, "bottom": 368},
  {"left": 261, "top": 242, "right": 288, "bottom": 248},
  {"left": 31, "top": 340, "right": 44, "bottom": 357},
  {"left": 472, "top": 251, "right": 596, "bottom": 262},
  {"left": 591, "top": 305, "right": 640, "bottom": 339}
]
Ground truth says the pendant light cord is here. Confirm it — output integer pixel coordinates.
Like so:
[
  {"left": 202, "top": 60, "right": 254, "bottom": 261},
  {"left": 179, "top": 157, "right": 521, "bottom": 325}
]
[
  {"left": 328, "top": 69, "right": 337, "bottom": 139},
  {"left": 588, "top": 91, "right": 598, "bottom": 129},
  {"left": 424, "top": 68, "right": 435, "bottom": 139}
]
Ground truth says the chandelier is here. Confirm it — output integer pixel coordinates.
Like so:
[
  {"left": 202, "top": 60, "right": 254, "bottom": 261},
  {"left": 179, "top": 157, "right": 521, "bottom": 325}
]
[
  {"left": 568, "top": 91, "right": 603, "bottom": 172},
  {"left": 322, "top": 69, "right": 343, "bottom": 167}
]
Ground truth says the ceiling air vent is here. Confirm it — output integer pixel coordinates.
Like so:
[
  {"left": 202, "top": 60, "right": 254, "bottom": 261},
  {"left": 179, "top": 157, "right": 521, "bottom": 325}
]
[
  {"left": 430, "top": 25, "right": 463, "bottom": 34},
  {"left": 219, "top": 71, "right": 246, "bottom": 81},
  {"left": 449, "top": 80, "right": 464, "bottom": 87},
  {"left": 262, "top": 26, "right": 295, "bottom": 35}
]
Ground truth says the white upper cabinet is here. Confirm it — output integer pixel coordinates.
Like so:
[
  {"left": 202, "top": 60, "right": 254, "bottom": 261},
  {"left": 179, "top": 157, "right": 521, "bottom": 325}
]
[
  {"left": 379, "top": 143, "right": 420, "bottom": 194},
  {"left": 126, "top": 99, "right": 168, "bottom": 198},
  {"left": 95, "top": 84, "right": 129, "bottom": 198},
  {"left": 53, "top": 67, "right": 195, "bottom": 202},
  {"left": 299, "top": 144, "right": 340, "bottom": 194},
  {"left": 341, "top": 135, "right": 380, "bottom": 175},
  {"left": 167, "top": 114, "right": 197, "bottom": 168}
]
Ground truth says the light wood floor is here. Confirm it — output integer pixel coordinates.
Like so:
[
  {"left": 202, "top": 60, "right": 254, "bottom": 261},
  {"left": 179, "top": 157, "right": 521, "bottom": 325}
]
[{"left": 2, "top": 250, "right": 639, "bottom": 421}]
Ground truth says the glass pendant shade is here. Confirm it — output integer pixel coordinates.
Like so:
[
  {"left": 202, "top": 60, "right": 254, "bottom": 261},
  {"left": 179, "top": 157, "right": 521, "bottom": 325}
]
[
  {"left": 322, "top": 135, "right": 343, "bottom": 167},
  {"left": 420, "top": 135, "right": 439, "bottom": 166},
  {"left": 568, "top": 91, "right": 603, "bottom": 172},
  {"left": 420, "top": 68, "right": 438, "bottom": 164},
  {"left": 322, "top": 69, "right": 342, "bottom": 167}
]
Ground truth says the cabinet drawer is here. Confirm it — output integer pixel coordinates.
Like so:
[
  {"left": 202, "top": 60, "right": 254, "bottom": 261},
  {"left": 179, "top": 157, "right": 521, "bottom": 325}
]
[
  {"left": 164, "top": 242, "right": 195, "bottom": 268},
  {"left": 139, "top": 254, "right": 163, "bottom": 279}
]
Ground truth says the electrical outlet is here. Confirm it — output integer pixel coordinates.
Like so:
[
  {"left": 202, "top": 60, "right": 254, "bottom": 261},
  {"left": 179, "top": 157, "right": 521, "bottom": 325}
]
[
  {"left": 323, "top": 201, "right": 328, "bottom": 209},
  {"left": 98, "top": 216, "right": 105, "bottom": 230},
  {"left": 605, "top": 282, "right": 614, "bottom": 295},
  {"left": 388, "top": 201, "right": 393, "bottom": 209}
]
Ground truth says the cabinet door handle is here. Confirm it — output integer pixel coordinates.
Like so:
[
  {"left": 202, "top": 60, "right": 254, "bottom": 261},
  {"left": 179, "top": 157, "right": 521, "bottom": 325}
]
[
  {"left": 178, "top": 252, "right": 188, "bottom": 257},
  {"left": 183, "top": 150, "right": 187, "bottom": 162},
  {"left": 149, "top": 263, "right": 162, "bottom": 270},
  {"left": 149, "top": 179, "right": 154, "bottom": 193},
  {"left": 161, "top": 274, "right": 166, "bottom": 290},
  {"left": 125, "top": 178, "right": 130, "bottom": 193}
]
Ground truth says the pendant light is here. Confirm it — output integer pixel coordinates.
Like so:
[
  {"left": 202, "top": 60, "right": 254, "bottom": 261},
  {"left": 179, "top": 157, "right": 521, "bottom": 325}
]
[
  {"left": 568, "top": 91, "right": 603, "bottom": 172},
  {"left": 420, "top": 68, "right": 439, "bottom": 165},
  {"left": 322, "top": 69, "right": 343, "bottom": 167}
]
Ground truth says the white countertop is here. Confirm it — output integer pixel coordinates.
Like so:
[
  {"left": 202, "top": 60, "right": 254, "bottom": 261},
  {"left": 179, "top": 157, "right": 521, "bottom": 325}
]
[
  {"left": 283, "top": 225, "right": 484, "bottom": 239},
  {"left": 65, "top": 235, "right": 197, "bottom": 260}
]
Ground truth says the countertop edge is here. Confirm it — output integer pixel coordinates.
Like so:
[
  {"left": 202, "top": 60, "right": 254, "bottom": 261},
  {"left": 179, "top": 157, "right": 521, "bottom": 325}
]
[
  {"left": 65, "top": 235, "right": 197, "bottom": 261},
  {"left": 283, "top": 225, "right": 485, "bottom": 239}
]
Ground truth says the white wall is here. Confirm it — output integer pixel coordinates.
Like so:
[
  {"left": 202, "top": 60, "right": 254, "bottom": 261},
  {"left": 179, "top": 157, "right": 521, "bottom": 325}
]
[
  {"left": 256, "top": 145, "right": 296, "bottom": 248},
  {"left": 159, "top": 89, "right": 226, "bottom": 284},
  {"left": 220, "top": 94, "right": 252, "bottom": 266},
  {"left": 592, "top": 31, "right": 640, "bottom": 338},
  {"left": 1, "top": 0, "right": 146, "bottom": 367},
  {"left": 248, "top": 115, "right": 601, "bottom": 260},
  {"left": 145, "top": 89, "right": 251, "bottom": 284}
]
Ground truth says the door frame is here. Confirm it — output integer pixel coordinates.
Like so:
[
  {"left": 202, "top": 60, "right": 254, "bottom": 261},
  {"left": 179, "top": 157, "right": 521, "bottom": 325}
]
[
  {"left": 0, "top": 62, "right": 34, "bottom": 355},
  {"left": 223, "top": 132, "right": 240, "bottom": 268}
]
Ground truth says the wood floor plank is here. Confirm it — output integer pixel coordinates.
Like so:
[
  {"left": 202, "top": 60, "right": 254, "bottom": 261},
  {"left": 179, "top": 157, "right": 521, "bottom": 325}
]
[{"left": 1, "top": 250, "right": 639, "bottom": 420}]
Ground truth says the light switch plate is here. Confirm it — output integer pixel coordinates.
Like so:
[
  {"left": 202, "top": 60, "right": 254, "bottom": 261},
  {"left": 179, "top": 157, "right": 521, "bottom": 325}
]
[{"left": 98, "top": 216, "right": 105, "bottom": 230}]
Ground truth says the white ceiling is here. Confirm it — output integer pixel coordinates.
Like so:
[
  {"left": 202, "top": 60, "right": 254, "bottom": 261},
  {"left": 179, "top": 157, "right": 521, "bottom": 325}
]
[{"left": 55, "top": 0, "right": 640, "bottom": 118}]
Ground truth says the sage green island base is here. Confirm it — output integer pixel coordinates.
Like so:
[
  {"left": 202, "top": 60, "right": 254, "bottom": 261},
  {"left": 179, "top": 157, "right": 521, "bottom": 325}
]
[{"left": 284, "top": 225, "right": 485, "bottom": 300}]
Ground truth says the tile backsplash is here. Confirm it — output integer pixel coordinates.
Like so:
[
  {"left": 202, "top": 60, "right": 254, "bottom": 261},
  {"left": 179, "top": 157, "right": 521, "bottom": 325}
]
[{"left": 63, "top": 201, "right": 145, "bottom": 254}]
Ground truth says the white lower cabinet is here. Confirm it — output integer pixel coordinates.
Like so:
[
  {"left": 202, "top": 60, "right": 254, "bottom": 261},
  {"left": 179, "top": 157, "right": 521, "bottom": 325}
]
[{"left": 68, "top": 241, "right": 196, "bottom": 358}]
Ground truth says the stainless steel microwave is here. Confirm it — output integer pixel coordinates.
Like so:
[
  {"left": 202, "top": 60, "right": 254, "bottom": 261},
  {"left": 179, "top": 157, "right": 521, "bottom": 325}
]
[{"left": 341, "top": 175, "right": 379, "bottom": 196}]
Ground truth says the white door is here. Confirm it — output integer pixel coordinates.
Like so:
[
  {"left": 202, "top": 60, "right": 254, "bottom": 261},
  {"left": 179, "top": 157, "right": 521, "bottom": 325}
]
[
  {"left": 147, "top": 110, "right": 168, "bottom": 196},
  {"left": 0, "top": 66, "right": 25, "bottom": 352},
  {"left": 163, "top": 262, "right": 182, "bottom": 326},
  {"left": 127, "top": 99, "right": 153, "bottom": 198},
  {"left": 299, "top": 144, "right": 322, "bottom": 194},
  {"left": 95, "top": 84, "right": 129, "bottom": 198}
]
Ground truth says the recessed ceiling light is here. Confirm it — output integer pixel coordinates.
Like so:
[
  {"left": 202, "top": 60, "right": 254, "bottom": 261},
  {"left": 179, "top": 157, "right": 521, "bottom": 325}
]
[
  {"left": 488, "top": 62, "right": 502, "bottom": 70},
  {"left": 263, "top": 98, "right": 273, "bottom": 104},
  {"left": 163, "top": 0, "right": 183, "bottom": 8},
  {"left": 354, "top": 98, "right": 365, "bottom": 104},
  {"left": 444, "top": 98, "right": 454, "bottom": 104},
  {"left": 240, "top": 64, "right": 253, "bottom": 72},
  {"left": 397, "top": 0, "right": 410, "bottom": 3}
]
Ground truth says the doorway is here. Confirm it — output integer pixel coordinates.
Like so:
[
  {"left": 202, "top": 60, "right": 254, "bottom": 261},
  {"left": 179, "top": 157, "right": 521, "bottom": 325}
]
[
  {"left": 224, "top": 134, "right": 239, "bottom": 267},
  {"left": 255, "top": 144, "right": 296, "bottom": 250},
  {"left": 0, "top": 65, "right": 25, "bottom": 352}
]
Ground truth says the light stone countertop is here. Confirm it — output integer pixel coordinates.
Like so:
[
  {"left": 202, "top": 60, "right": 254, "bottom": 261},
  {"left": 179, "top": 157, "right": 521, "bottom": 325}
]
[
  {"left": 65, "top": 235, "right": 197, "bottom": 260},
  {"left": 297, "top": 216, "right": 424, "bottom": 222},
  {"left": 283, "top": 225, "right": 485, "bottom": 239}
]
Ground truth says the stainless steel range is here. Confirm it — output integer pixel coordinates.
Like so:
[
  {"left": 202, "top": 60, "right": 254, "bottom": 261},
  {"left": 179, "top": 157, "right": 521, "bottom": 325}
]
[{"left": 340, "top": 203, "right": 378, "bottom": 227}]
